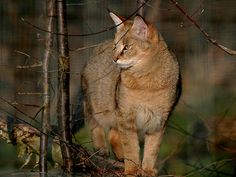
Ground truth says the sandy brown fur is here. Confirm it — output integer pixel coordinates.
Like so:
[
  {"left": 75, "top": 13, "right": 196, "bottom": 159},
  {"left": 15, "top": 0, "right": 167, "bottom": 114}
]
[{"left": 82, "top": 14, "right": 180, "bottom": 176}]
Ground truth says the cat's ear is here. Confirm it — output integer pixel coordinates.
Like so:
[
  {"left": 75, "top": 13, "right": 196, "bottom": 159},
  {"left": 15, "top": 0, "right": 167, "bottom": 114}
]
[
  {"left": 131, "top": 15, "right": 148, "bottom": 40},
  {"left": 109, "top": 12, "right": 124, "bottom": 31}
]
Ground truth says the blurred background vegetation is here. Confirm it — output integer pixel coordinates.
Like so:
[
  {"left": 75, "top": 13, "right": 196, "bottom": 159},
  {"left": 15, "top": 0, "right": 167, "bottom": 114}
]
[{"left": 0, "top": 0, "right": 235, "bottom": 176}]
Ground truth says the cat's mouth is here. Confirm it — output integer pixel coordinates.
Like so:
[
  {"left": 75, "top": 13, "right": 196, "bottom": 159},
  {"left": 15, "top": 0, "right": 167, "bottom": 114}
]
[{"left": 113, "top": 59, "right": 137, "bottom": 69}]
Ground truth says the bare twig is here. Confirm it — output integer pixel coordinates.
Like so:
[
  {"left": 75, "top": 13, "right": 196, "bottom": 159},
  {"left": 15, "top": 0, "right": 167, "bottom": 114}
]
[
  {"left": 137, "top": 0, "right": 146, "bottom": 16},
  {"left": 16, "top": 92, "right": 44, "bottom": 95},
  {"left": 16, "top": 62, "right": 42, "bottom": 69},
  {"left": 183, "top": 159, "right": 233, "bottom": 177},
  {"left": 14, "top": 50, "right": 42, "bottom": 66},
  {"left": 0, "top": 96, "right": 41, "bottom": 123},
  {"left": 66, "top": 1, "right": 99, "bottom": 6},
  {"left": 180, "top": 0, "right": 205, "bottom": 27},
  {"left": 0, "top": 105, "right": 74, "bottom": 149},
  {"left": 11, "top": 101, "right": 40, "bottom": 108},
  {"left": 34, "top": 106, "right": 44, "bottom": 120},
  {"left": 14, "top": 50, "right": 31, "bottom": 58},
  {"left": 20, "top": 0, "right": 150, "bottom": 37},
  {"left": 170, "top": 0, "right": 236, "bottom": 55},
  {"left": 69, "top": 43, "right": 100, "bottom": 52}
]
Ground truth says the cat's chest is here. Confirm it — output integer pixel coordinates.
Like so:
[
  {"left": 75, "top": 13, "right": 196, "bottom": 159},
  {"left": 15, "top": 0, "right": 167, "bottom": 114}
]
[
  {"left": 120, "top": 70, "right": 164, "bottom": 91},
  {"left": 118, "top": 80, "right": 164, "bottom": 108},
  {"left": 118, "top": 88, "right": 164, "bottom": 134},
  {"left": 120, "top": 72, "right": 141, "bottom": 89},
  {"left": 119, "top": 85, "right": 153, "bottom": 107},
  {"left": 136, "top": 106, "right": 163, "bottom": 134}
]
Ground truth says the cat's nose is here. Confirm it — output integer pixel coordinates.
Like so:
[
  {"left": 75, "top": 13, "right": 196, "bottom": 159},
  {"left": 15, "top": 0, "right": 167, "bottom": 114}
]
[{"left": 113, "top": 55, "right": 119, "bottom": 63}]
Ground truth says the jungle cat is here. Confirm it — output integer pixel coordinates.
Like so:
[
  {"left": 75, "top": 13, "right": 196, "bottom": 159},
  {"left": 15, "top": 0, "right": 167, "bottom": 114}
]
[{"left": 82, "top": 12, "right": 181, "bottom": 176}]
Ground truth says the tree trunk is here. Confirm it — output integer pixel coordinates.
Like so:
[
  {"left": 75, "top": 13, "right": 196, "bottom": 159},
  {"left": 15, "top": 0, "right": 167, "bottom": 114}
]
[
  {"left": 39, "top": 0, "right": 55, "bottom": 175},
  {"left": 56, "top": 0, "right": 73, "bottom": 172}
]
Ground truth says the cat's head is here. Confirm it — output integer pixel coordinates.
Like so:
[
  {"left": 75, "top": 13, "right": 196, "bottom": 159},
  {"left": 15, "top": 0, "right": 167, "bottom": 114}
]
[{"left": 110, "top": 12, "right": 160, "bottom": 69}]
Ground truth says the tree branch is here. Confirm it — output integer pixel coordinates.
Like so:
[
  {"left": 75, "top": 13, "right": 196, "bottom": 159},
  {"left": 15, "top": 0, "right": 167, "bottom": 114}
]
[
  {"left": 20, "top": 0, "right": 150, "bottom": 37},
  {"left": 170, "top": 0, "right": 236, "bottom": 55}
]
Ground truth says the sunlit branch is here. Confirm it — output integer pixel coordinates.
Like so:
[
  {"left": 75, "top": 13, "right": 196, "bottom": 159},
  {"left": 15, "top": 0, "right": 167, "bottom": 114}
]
[{"left": 170, "top": 0, "right": 236, "bottom": 55}]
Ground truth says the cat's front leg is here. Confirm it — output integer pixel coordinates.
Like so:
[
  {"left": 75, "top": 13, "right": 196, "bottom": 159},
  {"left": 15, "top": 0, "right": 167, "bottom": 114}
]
[
  {"left": 117, "top": 111, "right": 141, "bottom": 176},
  {"left": 142, "top": 129, "right": 164, "bottom": 176}
]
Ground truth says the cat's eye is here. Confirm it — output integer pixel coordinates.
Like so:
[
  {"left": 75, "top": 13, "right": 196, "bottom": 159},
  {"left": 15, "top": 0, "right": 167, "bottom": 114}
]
[
  {"left": 120, "top": 45, "right": 129, "bottom": 55},
  {"left": 123, "top": 45, "right": 129, "bottom": 51}
]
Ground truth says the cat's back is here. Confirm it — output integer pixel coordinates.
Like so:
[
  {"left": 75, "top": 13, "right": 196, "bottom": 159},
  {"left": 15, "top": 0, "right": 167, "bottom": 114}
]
[
  {"left": 82, "top": 40, "right": 120, "bottom": 112},
  {"left": 83, "top": 40, "right": 114, "bottom": 78}
]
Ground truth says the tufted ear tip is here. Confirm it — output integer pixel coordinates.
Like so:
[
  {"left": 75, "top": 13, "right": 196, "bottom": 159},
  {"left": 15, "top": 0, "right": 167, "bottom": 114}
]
[
  {"left": 134, "top": 15, "right": 146, "bottom": 26},
  {"left": 135, "top": 14, "right": 144, "bottom": 19},
  {"left": 109, "top": 12, "right": 125, "bottom": 31},
  {"left": 106, "top": 8, "right": 111, "bottom": 13}
]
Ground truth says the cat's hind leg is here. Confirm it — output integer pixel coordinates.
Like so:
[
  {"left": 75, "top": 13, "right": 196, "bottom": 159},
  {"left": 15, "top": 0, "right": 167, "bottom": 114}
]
[
  {"left": 89, "top": 120, "right": 109, "bottom": 157},
  {"left": 108, "top": 128, "right": 123, "bottom": 161},
  {"left": 83, "top": 93, "right": 109, "bottom": 157}
]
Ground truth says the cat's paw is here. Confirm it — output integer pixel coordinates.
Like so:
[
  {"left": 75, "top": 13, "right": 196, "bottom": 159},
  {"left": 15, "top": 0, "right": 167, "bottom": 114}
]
[
  {"left": 125, "top": 166, "right": 142, "bottom": 177},
  {"left": 112, "top": 148, "right": 124, "bottom": 162},
  {"left": 142, "top": 168, "right": 158, "bottom": 177}
]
